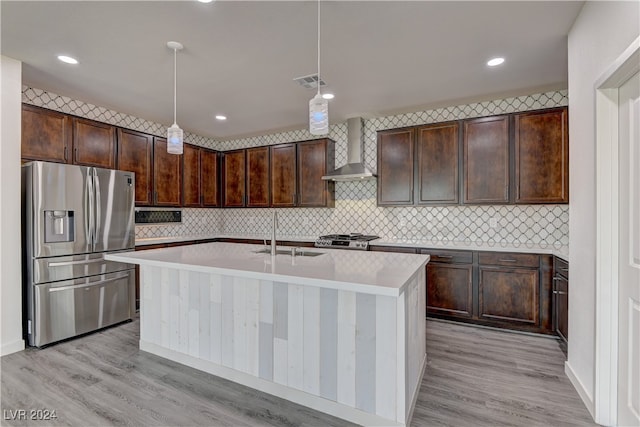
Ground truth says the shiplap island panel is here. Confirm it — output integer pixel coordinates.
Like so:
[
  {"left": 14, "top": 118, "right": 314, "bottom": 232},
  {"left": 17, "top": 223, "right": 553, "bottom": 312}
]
[{"left": 106, "top": 243, "right": 429, "bottom": 426}]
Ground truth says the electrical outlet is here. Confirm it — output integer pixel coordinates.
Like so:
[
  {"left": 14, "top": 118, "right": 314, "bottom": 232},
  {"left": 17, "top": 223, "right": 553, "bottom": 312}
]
[{"left": 489, "top": 218, "right": 498, "bottom": 228}]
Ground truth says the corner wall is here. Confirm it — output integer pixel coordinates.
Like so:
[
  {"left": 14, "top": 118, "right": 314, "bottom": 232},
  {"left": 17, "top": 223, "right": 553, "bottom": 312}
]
[
  {"left": 567, "top": 0, "right": 640, "bottom": 416},
  {"left": 1, "top": 56, "right": 25, "bottom": 355}
]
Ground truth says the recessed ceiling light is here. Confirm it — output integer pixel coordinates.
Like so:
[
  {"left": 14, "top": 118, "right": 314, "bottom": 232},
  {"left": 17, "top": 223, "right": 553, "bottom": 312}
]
[
  {"left": 487, "top": 57, "right": 505, "bottom": 67},
  {"left": 57, "top": 55, "right": 78, "bottom": 65},
  {"left": 322, "top": 93, "right": 335, "bottom": 100},
  {"left": 215, "top": 115, "right": 227, "bottom": 121},
  {"left": 197, "top": 0, "right": 214, "bottom": 3}
]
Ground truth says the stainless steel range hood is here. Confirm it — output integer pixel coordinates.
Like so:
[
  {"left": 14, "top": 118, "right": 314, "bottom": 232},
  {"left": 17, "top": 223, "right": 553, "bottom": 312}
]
[{"left": 321, "top": 117, "right": 376, "bottom": 181}]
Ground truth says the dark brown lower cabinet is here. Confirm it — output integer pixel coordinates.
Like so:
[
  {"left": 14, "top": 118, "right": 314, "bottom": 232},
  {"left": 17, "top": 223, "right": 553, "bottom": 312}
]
[
  {"left": 553, "top": 256, "right": 569, "bottom": 346},
  {"left": 554, "top": 275, "right": 569, "bottom": 341},
  {"left": 427, "top": 263, "right": 473, "bottom": 318},
  {"left": 478, "top": 267, "right": 539, "bottom": 325},
  {"left": 417, "top": 248, "right": 554, "bottom": 334}
]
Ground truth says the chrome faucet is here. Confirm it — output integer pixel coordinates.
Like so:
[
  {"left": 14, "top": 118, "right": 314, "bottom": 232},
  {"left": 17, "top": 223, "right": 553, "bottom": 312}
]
[{"left": 271, "top": 210, "right": 278, "bottom": 256}]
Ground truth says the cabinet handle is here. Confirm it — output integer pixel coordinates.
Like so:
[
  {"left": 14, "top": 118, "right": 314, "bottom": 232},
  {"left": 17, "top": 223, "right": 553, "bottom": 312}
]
[
  {"left": 559, "top": 267, "right": 569, "bottom": 272},
  {"left": 434, "top": 255, "right": 453, "bottom": 259},
  {"left": 498, "top": 259, "right": 518, "bottom": 263},
  {"left": 553, "top": 290, "right": 568, "bottom": 295},
  {"left": 74, "top": 147, "right": 78, "bottom": 162},
  {"left": 63, "top": 146, "right": 68, "bottom": 161}
]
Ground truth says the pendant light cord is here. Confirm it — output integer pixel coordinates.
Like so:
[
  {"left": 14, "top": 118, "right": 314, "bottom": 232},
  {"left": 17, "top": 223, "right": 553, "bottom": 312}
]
[
  {"left": 317, "top": 0, "right": 321, "bottom": 96},
  {"left": 173, "top": 47, "right": 177, "bottom": 126}
]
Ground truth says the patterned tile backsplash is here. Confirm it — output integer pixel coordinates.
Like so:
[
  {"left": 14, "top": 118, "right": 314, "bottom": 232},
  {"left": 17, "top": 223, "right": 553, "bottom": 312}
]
[{"left": 23, "top": 86, "right": 569, "bottom": 246}]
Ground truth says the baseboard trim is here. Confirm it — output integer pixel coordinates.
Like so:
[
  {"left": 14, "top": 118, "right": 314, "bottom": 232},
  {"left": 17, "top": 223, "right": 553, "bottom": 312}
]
[
  {"left": 565, "top": 360, "right": 595, "bottom": 420},
  {"left": 1, "top": 339, "right": 25, "bottom": 356}
]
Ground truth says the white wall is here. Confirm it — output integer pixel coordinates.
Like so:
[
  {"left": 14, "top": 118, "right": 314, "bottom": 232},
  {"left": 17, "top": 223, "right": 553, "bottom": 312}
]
[
  {"left": 567, "top": 0, "right": 640, "bottom": 415},
  {"left": 0, "top": 56, "right": 25, "bottom": 355}
]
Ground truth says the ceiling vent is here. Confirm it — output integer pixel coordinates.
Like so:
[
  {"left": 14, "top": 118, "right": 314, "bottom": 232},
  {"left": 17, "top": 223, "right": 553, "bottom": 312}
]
[{"left": 293, "top": 73, "right": 326, "bottom": 90}]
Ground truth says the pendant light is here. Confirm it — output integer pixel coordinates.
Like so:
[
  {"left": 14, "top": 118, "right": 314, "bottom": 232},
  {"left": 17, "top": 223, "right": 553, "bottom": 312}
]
[
  {"left": 167, "top": 41, "right": 184, "bottom": 154},
  {"left": 309, "top": 0, "right": 328, "bottom": 135}
]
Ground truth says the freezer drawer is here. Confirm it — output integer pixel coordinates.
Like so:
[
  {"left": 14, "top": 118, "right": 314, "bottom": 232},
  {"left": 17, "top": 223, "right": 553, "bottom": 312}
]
[
  {"left": 33, "top": 252, "right": 133, "bottom": 284},
  {"left": 30, "top": 270, "right": 134, "bottom": 347}
]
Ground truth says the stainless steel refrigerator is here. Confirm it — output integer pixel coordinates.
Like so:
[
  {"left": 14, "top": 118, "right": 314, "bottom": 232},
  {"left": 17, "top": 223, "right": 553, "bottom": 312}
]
[{"left": 22, "top": 161, "right": 136, "bottom": 347}]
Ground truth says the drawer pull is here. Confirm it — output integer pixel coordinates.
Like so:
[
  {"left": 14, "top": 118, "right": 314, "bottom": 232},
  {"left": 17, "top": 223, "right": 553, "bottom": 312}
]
[
  {"left": 434, "top": 255, "right": 453, "bottom": 259},
  {"left": 559, "top": 267, "right": 569, "bottom": 272},
  {"left": 499, "top": 259, "right": 518, "bottom": 263},
  {"left": 553, "top": 290, "right": 568, "bottom": 295}
]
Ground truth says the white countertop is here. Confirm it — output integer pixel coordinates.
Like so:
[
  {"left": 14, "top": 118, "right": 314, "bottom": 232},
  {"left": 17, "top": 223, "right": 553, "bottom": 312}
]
[
  {"left": 109, "top": 242, "right": 429, "bottom": 297},
  {"left": 135, "top": 234, "right": 569, "bottom": 260}
]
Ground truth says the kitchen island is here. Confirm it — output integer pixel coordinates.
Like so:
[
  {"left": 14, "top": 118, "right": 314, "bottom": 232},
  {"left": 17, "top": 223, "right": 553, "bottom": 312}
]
[{"left": 106, "top": 242, "right": 429, "bottom": 427}]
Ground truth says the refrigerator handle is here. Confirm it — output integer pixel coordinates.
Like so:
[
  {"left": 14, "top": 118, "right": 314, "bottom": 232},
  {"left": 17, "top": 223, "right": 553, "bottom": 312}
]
[
  {"left": 93, "top": 168, "right": 101, "bottom": 250},
  {"left": 86, "top": 170, "right": 95, "bottom": 248}
]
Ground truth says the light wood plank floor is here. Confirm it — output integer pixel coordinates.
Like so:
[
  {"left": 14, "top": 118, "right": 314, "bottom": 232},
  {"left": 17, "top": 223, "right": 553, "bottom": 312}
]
[{"left": 1, "top": 318, "right": 595, "bottom": 427}]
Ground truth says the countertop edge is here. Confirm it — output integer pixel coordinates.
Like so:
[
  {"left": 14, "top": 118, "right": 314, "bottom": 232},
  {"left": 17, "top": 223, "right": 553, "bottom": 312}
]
[{"left": 106, "top": 248, "right": 430, "bottom": 297}]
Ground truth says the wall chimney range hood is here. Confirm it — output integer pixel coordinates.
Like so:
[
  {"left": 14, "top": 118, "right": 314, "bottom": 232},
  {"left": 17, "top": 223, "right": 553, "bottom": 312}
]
[{"left": 321, "top": 117, "right": 376, "bottom": 181}]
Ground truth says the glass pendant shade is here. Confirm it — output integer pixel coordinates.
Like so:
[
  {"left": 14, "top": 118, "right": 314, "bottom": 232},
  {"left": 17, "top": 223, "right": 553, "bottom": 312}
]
[
  {"left": 309, "top": 93, "right": 329, "bottom": 135},
  {"left": 167, "top": 123, "right": 184, "bottom": 154}
]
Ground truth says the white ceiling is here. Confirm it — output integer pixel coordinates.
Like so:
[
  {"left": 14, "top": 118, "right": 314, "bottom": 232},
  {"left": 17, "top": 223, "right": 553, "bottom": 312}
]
[{"left": 1, "top": 1, "right": 583, "bottom": 140}]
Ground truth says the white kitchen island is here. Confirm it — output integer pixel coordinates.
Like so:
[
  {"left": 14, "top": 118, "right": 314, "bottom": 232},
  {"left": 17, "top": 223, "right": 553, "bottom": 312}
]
[{"left": 106, "top": 242, "right": 429, "bottom": 426}]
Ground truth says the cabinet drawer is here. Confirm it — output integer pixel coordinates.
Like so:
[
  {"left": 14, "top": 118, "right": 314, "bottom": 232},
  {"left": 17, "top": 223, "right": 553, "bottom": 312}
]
[
  {"left": 554, "top": 275, "right": 568, "bottom": 293},
  {"left": 554, "top": 256, "right": 569, "bottom": 280},
  {"left": 478, "top": 252, "right": 539, "bottom": 268},
  {"left": 369, "top": 246, "right": 416, "bottom": 254},
  {"left": 419, "top": 248, "right": 472, "bottom": 264}
]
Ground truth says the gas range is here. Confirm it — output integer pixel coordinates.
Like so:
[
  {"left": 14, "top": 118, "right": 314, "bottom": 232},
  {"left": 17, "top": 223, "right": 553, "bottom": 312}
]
[{"left": 314, "top": 234, "right": 380, "bottom": 250}]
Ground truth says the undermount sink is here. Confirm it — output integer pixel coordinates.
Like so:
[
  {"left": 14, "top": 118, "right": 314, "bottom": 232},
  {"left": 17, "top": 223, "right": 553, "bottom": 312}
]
[{"left": 253, "top": 248, "right": 325, "bottom": 257}]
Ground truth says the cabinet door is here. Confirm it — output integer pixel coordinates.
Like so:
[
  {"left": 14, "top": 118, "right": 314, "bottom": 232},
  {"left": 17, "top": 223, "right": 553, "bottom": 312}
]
[
  {"left": 515, "top": 108, "right": 569, "bottom": 203},
  {"left": 297, "top": 139, "right": 334, "bottom": 207},
  {"left": 153, "top": 137, "right": 182, "bottom": 206},
  {"left": 117, "top": 129, "right": 153, "bottom": 206},
  {"left": 416, "top": 122, "right": 459, "bottom": 204},
  {"left": 554, "top": 275, "right": 569, "bottom": 342},
  {"left": 377, "top": 129, "right": 414, "bottom": 205},
  {"left": 21, "top": 104, "right": 71, "bottom": 163},
  {"left": 72, "top": 118, "right": 116, "bottom": 168},
  {"left": 479, "top": 267, "right": 539, "bottom": 325},
  {"left": 223, "top": 150, "right": 246, "bottom": 207},
  {"left": 201, "top": 149, "right": 219, "bottom": 207},
  {"left": 182, "top": 144, "right": 201, "bottom": 207},
  {"left": 463, "top": 116, "right": 509, "bottom": 204},
  {"left": 270, "top": 143, "right": 297, "bottom": 207},
  {"left": 246, "top": 146, "right": 270, "bottom": 207},
  {"left": 427, "top": 263, "right": 473, "bottom": 318}
]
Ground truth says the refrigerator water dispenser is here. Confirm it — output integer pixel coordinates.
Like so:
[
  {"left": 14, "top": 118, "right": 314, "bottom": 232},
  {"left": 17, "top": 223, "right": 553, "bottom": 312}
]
[{"left": 44, "top": 210, "right": 75, "bottom": 243}]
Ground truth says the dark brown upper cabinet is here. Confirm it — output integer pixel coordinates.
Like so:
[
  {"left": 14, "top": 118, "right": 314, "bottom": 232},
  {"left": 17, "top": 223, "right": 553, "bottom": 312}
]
[
  {"left": 514, "top": 108, "right": 569, "bottom": 204},
  {"left": 183, "top": 144, "right": 202, "bottom": 207},
  {"left": 246, "top": 146, "right": 271, "bottom": 207},
  {"left": 184, "top": 144, "right": 220, "bottom": 208},
  {"left": 377, "top": 129, "right": 415, "bottom": 206},
  {"left": 153, "top": 137, "right": 182, "bottom": 207},
  {"left": 201, "top": 149, "right": 219, "bottom": 207},
  {"left": 21, "top": 104, "right": 71, "bottom": 163},
  {"left": 222, "top": 149, "right": 246, "bottom": 207},
  {"left": 270, "top": 143, "right": 297, "bottom": 207},
  {"left": 463, "top": 115, "right": 510, "bottom": 204},
  {"left": 117, "top": 128, "right": 153, "bottom": 206},
  {"left": 297, "top": 139, "right": 335, "bottom": 207},
  {"left": 72, "top": 118, "right": 117, "bottom": 169},
  {"left": 416, "top": 122, "right": 460, "bottom": 205},
  {"left": 182, "top": 144, "right": 220, "bottom": 208}
]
